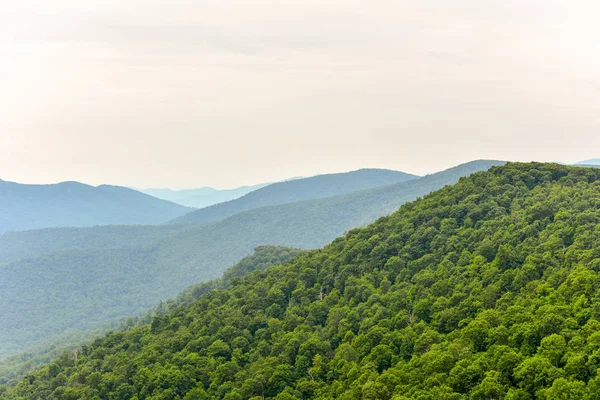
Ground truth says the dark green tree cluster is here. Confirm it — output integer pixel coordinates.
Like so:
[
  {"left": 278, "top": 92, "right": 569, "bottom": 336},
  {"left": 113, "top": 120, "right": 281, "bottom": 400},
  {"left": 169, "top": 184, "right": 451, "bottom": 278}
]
[{"left": 5, "top": 163, "right": 600, "bottom": 399}]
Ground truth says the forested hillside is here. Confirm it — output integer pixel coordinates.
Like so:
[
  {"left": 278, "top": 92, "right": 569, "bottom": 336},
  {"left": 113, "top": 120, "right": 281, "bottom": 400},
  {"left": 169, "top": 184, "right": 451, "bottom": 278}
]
[
  {"left": 5, "top": 163, "right": 600, "bottom": 399},
  {"left": 0, "top": 246, "right": 302, "bottom": 385},
  {"left": 0, "top": 161, "right": 500, "bottom": 360},
  {"left": 0, "top": 180, "right": 191, "bottom": 233},
  {"left": 169, "top": 169, "right": 418, "bottom": 225}
]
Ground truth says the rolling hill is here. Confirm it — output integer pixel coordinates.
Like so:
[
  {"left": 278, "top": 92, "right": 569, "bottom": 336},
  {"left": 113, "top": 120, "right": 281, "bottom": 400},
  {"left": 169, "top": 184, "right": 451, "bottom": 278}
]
[
  {"left": 0, "top": 161, "right": 500, "bottom": 359},
  {"left": 0, "top": 180, "right": 192, "bottom": 233},
  {"left": 169, "top": 169, "right": 419, "bottom": 225},
  {"left": 5, "top": 162, "right": 600, "bottom": 399},
  {"left": 139, "top": 183, "right": 271, "bottom": 209}
]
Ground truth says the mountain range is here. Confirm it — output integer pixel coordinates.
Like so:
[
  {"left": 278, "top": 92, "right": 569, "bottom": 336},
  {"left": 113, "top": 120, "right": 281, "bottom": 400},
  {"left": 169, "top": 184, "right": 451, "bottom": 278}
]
[
  {"left": 5, "top": 162, "right": 600, "bottom": 399},
  {"left": 0, "top": 161, "right": 501, "bottom": 360},
  {"left": 0, "top": 180, "right": 192, "bottom": 234}
]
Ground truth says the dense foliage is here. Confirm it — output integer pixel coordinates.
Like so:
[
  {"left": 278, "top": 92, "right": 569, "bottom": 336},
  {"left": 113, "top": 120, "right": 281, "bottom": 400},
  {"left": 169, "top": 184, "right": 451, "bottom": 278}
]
[
  {"left": 169, "top": 169, "right": 418, "bottom": 225},
  {"left": 0, "top": 246, "right": 302, "bottom": 385},
  {"left": 0, "top": 161, "right": 498, "bottom": 359},
  {"left": 5, "top": 163, "right": 600, "bottom": 399},
  {"left": 0, "top": 179, "right": 191, "bottom": 234}
]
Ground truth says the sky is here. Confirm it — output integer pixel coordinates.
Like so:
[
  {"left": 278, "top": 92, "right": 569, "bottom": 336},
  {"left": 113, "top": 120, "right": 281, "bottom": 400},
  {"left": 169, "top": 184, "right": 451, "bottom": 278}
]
[{"left": 0, "top": 0, "right": 599, "bottom": 189}]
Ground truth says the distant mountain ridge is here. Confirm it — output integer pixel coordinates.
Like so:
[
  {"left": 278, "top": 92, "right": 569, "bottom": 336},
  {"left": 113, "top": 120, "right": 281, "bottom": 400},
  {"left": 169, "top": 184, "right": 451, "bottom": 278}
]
[
  {"left": 139, "top": 183, "right": 271, "bottom": 208},
  {"left": 575, "top": 158, "right": 600, "bottom": 166},
  {"left": 0, "top": 179, "right": 192, "bottom": 233},
  {"left": 170, "top": 168, "right": 419, "bottom": 225}
]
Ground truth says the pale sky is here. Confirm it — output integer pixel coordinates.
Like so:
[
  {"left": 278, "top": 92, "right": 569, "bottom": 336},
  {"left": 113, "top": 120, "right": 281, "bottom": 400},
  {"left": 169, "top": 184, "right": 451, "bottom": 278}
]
[{"left": 0, "top": 0, "right": 599, "bottom": 189}]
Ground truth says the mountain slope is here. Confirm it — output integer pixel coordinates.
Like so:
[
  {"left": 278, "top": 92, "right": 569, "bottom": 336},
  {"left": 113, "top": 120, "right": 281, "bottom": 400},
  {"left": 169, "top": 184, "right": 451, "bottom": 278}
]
[
  {"left": 139, "top": 183, "right": 271, "bottom": 209},
  {"left": 0, "top": 161, "right": 499, "bottom": 359},
  {"left": 0, "top": 180, "right": 192, "bottom": 233},
  {"left": 6, "top": 163, "right": 600, "bottom": 399},
  {"left": 169, "top": 169, "right": 419, "bottom": 225}
]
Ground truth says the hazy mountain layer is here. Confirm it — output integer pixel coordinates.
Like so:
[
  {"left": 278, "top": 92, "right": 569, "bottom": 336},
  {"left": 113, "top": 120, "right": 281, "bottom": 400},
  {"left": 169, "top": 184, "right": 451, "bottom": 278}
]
[
  {"left": 139, "top": 183, "right": 271, "bottom": 209},
  {"left": 575, "top": 159, "right": 600, "bottom": 166},
  {"left": 0, "top": 225, "right": 194, "bottom": 266}
]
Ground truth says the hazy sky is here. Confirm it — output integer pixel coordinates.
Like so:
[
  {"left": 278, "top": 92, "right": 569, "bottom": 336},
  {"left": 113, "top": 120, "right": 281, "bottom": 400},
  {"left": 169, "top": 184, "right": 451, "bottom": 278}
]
[{"left": 1, "top": 0, "right": 599, "bottom": 189}]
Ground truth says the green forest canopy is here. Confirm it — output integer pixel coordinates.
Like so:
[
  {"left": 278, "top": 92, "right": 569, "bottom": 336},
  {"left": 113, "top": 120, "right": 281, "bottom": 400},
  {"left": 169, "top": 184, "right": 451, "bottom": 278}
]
[{"left": 5, "top": 162, "right": 600, "bottom": 399}]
